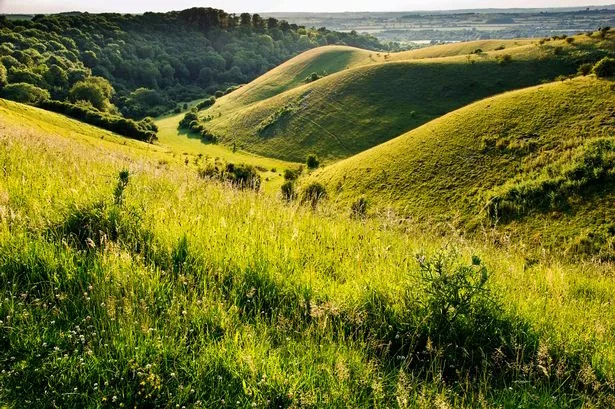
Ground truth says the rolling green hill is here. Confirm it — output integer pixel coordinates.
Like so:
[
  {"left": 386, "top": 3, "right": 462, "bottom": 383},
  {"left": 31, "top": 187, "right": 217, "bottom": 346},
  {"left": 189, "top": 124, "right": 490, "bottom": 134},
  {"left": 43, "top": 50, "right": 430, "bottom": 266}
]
[
  {"left": 200, "top": 32, "right": 614, "bottom": 162},
  {"left": 310, "top": 76, "right": 615, "bottom": 257}
]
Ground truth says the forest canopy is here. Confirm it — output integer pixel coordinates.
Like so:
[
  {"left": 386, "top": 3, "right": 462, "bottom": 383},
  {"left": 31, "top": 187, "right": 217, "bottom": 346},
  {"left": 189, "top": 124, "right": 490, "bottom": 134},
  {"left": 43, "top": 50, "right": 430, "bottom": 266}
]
[{"left": 0, "top": 8, "right": 391, "bottom": 123}]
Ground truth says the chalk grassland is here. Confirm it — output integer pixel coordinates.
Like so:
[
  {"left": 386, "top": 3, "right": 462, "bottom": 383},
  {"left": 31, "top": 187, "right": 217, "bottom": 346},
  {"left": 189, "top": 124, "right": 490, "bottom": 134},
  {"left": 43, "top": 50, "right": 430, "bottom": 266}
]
[
  {"left": 201, "top": 32, "right": 614, "bottom": 162},
  {"left": 310, "top": 76, "right": 615, "bottom": 258},
  {"left": 0, "top": 98, "right": 614, "bottom": 407}
]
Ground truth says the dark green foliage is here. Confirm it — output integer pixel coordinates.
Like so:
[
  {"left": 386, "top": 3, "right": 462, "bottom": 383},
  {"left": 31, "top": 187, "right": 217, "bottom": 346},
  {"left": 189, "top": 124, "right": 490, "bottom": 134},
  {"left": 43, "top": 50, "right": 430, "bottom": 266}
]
[
  {"left": 593, "top": 57, "right": 615, "bottom": 78},
  {"left": 198, "top": 162, "right": 261, "bottom": 191},
  {"left": 487, "top": 138, "right": 615, "bottom": 222},
  {"left": 578, "top": 62, "right": 593, "bottom": 76},
  {"left": 38, "top": 100, "right": 157, "bottom": 142},
  {"left": 599, "top": 26, "right": 611, "bottom": 39},
  {"left": 195, "top": 96, "right": 216, "bottom": 111},
  {"left": 306, "top": 154, "right": 320, "bottom": 169},
  {"left": 179, "top": 111, "right": 198, "bottom": 129},
  {"left": 301, "top": 182, "right": 327, "bottom": 207},
  {"left": 68, "top": 76, "right": 114, "bottom": 111},
  {"left": 214, "top": 90, "right": 224, "bottom": 98},
  {"left": 284, "top": 168, "right": 301, "bottom": 181},
  {"left": 280, "top": 181, "right": 296, "bottom": 201},
  {"left": 1, "top": 82, "right": 49, "bottom": 103},
  {"left": 305, "top": 72, "right": 322, "bottom": 83},
  {"left": 350, "top": 197, "right": 368, "bottom": 219},
  {"left": 0, "top": 8, "right": 385, "bottom": 119},
  {"left": 114, "top": 170, "right": 130, "bottom": 205},
  {"left": 406, "top": 252, "right": 537, "bottom": 380}
]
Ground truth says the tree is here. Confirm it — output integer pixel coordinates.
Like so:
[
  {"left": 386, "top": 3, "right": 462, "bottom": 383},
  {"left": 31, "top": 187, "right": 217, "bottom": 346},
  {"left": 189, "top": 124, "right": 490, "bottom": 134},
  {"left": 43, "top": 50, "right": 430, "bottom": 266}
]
[
  {"left": 306, "top": 154, "right": 320, "bottom": 169},
  {"left": 43, "top": 64, "right": 68, "bottom": 88},
  {"left": 1, "top": 82, "right": 50, "bottom": 103},
  {"left": 69, "top": 76, "right": 114, "bottom": 111}
]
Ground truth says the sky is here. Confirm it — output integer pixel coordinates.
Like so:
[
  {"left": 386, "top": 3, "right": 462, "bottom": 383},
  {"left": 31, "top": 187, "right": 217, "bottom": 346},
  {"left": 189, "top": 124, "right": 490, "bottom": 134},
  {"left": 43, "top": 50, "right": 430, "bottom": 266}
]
[{"left": 1, "top": 0, "right": 614, "bottom": 14}]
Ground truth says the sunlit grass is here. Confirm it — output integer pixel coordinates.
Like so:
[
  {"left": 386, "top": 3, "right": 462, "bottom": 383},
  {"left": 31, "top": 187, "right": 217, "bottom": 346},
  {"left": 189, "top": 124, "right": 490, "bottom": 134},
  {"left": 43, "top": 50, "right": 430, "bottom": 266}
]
[{"left": 0, "top": 97, "right": 614, "bottom": 407}]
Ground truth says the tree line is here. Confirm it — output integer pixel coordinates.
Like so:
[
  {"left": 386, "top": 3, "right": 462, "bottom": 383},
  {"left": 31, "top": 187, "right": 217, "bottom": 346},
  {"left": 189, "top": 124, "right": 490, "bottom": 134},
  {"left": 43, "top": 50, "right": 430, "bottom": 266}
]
[{"left": 0, "top": 8, "right": 393, "bottom": 141}]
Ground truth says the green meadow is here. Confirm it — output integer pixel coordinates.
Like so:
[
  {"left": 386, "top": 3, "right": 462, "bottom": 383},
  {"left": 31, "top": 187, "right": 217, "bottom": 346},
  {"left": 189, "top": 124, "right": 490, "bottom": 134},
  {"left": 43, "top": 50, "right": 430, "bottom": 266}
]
[{"left": 0, "top": 20, "right": 614, "bottom": 409}]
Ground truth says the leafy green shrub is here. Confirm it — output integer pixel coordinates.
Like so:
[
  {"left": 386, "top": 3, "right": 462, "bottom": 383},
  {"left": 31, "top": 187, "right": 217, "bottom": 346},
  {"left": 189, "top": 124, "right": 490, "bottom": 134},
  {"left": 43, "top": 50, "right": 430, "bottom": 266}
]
[
  {"left": 214, "top": 90, "right": 224, "bottom": 98},
  {"left": 280, "top": 181, "right": 296, "bottom": 201},
  {"left": 407, "top": 252, "right": 537, "bottom": 380},
  {"left": 179, "top": 111, "right": 198, "bottom": 129},
  {"left": 487, "top": 138, "right": 614, "bottom": 221},
  {"left": 1, "top": 82, "right": 50, "bottom": 103},
  {"left": 301, "top": 182, "right": 327, "bottom": 208},
  {"left": 350, "top": 197, "right": 368, "bottom": 219},
  {"left": 593, "top": 57, "right": 615, "bottom": 78},
  {"left": 38, "top": 100, "right": 158, "bottom": 142},
  {"left": 196, "top": 96, "right": 216, "bottom": 111},
  {"left": 198, "top": 162, "right": 261, "bottom": 190},
  {"left": 224, "top": 163, "right": 261, "bottom": 190},
  {"left": 565, "top": 37, "right": 575, "bottom": 44},
  {"left": 305, "top": 72, "right": 322, "bottom": 83},
  {"left": 284, "top": 168, "right": 301, "bottom": 181},
  {"left": 306, "top": 154, "right": 320, "bottom": 170}
]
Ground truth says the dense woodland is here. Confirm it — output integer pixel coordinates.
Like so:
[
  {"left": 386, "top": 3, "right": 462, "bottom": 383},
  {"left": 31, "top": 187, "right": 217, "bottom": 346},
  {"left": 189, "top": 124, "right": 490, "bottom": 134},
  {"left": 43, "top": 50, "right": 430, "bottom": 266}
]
[{"left": 0, "top": 8, "right": 388, "bottom": 131}]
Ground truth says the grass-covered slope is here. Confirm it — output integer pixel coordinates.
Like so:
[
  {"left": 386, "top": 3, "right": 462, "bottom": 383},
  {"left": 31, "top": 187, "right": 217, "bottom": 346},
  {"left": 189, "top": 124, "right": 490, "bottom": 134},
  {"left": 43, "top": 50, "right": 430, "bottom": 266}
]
[
  {"left": 202, "top": 32, "right": 614, "bottom": 162},
  {"left": 220, "top": 46, "right": 379, "bottom": 108},
  {"left": 2, "top": 96, "right": 615, "bottom": 408},
  {"left": 311, "top": 76, "right": 615, "bottom": 257}
]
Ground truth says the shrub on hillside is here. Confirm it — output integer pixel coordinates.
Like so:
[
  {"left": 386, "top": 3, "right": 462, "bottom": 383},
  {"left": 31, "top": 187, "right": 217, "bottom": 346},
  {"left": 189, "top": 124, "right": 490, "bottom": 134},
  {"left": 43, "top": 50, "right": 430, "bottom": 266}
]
[
  {"left": 38, "top": 100, "right": 158, "bottom": 142},
  {"left": 284, "top": 168, "right": 302, "bottom": 181},
  {"left": 306, "top": 154, "right": 320, "bottom": 170},
  {"left": 198, "top": 162, "right": 261, "bottom": 191},
  {"left": 350, "top": 197, "right": 368, "bottom": 219},
  {"left": 593, "top": 57, "right": 615, "bottom": 78},
  {"left": 196, "top": 96, "right": 216, "bottom": 111},
  {"left": 179, "top": 111, "right": 198, "bottom": 129},
  {"left": 1, "top": 82, "right": 50, "bottom": 103},
  {"left": 280, "top": 181, "right": 296, "bottom": 201},
  {"left": 486, "top": 138, "right": 615, "bottom": 222},
  {"left": 301, "top": 182, "right": 327, "bottom": 208}
]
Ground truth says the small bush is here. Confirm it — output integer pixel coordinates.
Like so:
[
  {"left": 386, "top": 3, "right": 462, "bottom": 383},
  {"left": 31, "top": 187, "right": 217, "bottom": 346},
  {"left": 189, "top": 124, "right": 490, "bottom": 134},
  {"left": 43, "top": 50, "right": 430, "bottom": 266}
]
[
  {"left": 565, "top": 37, "right": 575, "bottom": 44},
  {"left": 593, "top": 57, "right": 615, "bottom": 78},
  {"left": 284, "top": 168, "right": 301, "bottom": 181},
  {"left": 350, "top": 197, "right": 368, "bottom": 219},
  {"left": 214, "top": 90, "right": 224, "bottom": 98},
  {"left": 280, "top": 181, "right": 296, "bottom": 201},
  {"left": 38, "top": 100, "right": 157, "bottom": 142},
  {"left": 195, "top": 96, "right": 216, "bottom": 111},
  {"left": 306, "top": 154, "right": 320, "bottom": 170},
  {"left": 301, "top": 183, "right": 327, "bottom": 208}
]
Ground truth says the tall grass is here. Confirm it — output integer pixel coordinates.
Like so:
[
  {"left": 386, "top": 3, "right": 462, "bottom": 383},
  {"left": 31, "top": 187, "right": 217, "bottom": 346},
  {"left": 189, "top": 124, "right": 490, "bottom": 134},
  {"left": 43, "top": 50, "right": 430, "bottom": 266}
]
[{"left": 1, "top": 110, "right": 614, "bottom": 408}]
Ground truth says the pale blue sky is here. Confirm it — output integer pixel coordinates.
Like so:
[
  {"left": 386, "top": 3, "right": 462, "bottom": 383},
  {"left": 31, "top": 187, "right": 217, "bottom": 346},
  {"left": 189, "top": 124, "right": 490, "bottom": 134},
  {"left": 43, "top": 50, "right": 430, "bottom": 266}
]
[{"left": 1, "top": 0, "right": 613, "bottom": 14}]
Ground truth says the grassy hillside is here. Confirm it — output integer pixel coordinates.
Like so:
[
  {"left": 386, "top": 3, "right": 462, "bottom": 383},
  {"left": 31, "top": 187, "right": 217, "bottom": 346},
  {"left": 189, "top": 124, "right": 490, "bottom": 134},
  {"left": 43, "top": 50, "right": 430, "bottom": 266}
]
[
  {"left": 310, "top": 76, "right": 615, "bottom": 258},
  {"left": 1, "top": 97, "right": 615, "bottom": 408},
  {"left": 200, "top": 31, "right": 614, "bottom": 162}
]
